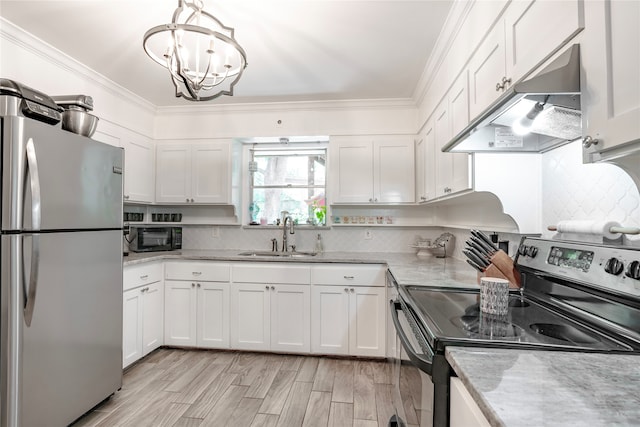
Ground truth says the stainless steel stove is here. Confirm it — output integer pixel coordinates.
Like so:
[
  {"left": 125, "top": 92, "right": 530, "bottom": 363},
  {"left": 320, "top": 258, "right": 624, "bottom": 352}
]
[{"left": 389, "top": 237, "right": 640, "bottom": 427}]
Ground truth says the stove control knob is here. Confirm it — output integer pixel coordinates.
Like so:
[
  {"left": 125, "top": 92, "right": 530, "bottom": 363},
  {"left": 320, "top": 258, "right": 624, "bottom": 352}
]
[
  {"left": 518, "top": 245, "right": 528, "bottom": 256},
  {"left": 604, "top": 257, "right": 624, "bottom": 276},
  {"left": 526, "top": 246, "right": 538, "bottom": 258},
  {"left": 625, "top": 261, "right": 640, "bottom": 280}
]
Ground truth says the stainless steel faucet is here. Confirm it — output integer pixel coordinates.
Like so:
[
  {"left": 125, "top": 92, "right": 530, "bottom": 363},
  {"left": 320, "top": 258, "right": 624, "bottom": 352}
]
[{"left": 281, "top": 212, "right": 295, "bottom": 252}]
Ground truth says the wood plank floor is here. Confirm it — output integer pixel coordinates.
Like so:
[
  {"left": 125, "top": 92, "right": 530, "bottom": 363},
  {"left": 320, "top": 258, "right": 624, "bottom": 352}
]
[{"left": 72, "top": 349, "right": 395, "bottom": 427}]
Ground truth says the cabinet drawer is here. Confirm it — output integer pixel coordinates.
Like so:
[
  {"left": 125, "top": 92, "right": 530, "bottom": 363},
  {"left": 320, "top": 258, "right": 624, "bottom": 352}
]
[
  {"left": 124, "top": 262, "right": 163, "bottom": 291},
  {"left": 232, "top": 263, "right": 310, "bottom": 284},
  {"left": 165, "top": 261, "right": 230, "bottom": 282},
  {"left": 311, "top": 264, "right": 386, "bottom": 287}
]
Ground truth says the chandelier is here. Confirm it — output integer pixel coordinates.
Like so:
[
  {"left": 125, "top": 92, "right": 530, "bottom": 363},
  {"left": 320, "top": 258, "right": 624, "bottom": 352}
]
[{"left": 143, "top": 0, "right": 247, "bottom": 101}]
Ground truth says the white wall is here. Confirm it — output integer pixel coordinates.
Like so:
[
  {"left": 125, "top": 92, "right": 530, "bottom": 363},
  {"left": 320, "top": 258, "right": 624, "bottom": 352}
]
[{"left": 0, "top": 18, "right": 155, "bottom": 138}]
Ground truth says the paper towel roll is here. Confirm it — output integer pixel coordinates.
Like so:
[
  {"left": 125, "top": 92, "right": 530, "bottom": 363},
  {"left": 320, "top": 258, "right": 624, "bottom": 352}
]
[{"left": 554, "top": 220, "right": 622, "bottom": 239}]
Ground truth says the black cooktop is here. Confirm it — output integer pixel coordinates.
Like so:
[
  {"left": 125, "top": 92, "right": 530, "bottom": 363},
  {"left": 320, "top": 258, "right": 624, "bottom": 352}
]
[{"left": 399, "top": 285, "right": 634, "bottom": 353}]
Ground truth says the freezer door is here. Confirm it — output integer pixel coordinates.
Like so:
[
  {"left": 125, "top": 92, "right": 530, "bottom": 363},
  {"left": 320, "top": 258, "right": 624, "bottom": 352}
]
[
  {"left": 18, "top": 230, "right": 123, "bottom": 426},
  {"left": 1, "top": 116, "right": 123, "bottom": 231}
]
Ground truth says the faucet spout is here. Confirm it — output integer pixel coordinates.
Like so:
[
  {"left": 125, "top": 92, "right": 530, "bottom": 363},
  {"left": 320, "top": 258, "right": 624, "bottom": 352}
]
[{"left": 281, "top": 213, "right": 295, "bottom": 252}]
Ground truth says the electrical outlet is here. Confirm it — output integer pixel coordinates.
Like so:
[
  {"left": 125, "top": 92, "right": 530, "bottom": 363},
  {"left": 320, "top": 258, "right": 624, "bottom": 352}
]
[
  {"left": 364, "top": 229, "right": 373, "bottom": 240},
  {"left": 211, "top": 226, "right": 220, "bottom": 238}
]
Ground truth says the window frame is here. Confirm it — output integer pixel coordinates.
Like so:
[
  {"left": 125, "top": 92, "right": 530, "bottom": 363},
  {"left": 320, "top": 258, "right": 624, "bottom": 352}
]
[{"left": 246, "top": 143, "right": 328, "bottom": 227}]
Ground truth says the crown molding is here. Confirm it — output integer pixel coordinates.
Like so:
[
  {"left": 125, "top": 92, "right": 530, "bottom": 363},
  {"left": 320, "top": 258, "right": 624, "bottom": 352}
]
[
  {"left": 0, "top": 17, "right": 157, "bottom": 115},
  {"left": 155, "top": 97, "right": 417, "bottom": 116}
]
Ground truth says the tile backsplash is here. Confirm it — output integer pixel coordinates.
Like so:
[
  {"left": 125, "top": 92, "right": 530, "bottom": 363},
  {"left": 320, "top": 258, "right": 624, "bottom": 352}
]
[{"left": 540, "top": 140, "right": 640, "bottom": 244}]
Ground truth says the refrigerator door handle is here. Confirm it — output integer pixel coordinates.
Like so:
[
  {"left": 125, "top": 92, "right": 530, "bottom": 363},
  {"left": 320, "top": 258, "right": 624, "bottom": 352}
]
[{"left": 24, "top": 138, "right": 41, "bottom": 327}]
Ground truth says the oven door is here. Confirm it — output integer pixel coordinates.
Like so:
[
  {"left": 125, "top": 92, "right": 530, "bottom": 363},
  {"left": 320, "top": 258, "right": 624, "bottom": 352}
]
[{"left": 390, "top": 300, "right": 435, "bottom": 427}]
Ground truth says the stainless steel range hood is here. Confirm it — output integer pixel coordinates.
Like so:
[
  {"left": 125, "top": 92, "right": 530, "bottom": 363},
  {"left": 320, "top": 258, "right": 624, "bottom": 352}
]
[{"left": 443, "top": 44, "right": 581, "bottom": 153}]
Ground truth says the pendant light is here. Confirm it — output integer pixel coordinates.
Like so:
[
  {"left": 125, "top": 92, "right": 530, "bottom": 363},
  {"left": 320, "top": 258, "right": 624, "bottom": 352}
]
[{"left": 143, "top": 0, "right": 247, "bottom": 101}]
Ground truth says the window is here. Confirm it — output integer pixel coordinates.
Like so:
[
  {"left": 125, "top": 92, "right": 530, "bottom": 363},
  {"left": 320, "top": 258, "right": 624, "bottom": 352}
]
[{"left": 249, "top": 146, "right": 326, "bottom": 226}]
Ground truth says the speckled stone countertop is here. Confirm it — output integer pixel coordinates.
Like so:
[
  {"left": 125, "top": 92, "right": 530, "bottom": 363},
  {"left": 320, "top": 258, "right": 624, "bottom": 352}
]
[
  {"left": 446, "top": 347, "right": 640, "bottom": 427},
  {"left": 123, "top": 250, "right": 480, "bottom": 289}
]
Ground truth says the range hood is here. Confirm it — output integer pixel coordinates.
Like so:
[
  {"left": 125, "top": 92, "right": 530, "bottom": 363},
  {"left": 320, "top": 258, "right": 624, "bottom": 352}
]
[{"left": 443, "top": 44, "right": 581, "bottom": 153}]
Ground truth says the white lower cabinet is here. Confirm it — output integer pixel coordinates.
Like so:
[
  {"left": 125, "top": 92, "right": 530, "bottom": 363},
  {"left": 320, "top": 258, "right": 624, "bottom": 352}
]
[
  {"left": 231, "top": 263, "right": 311, "bottom": 353},
  {"left": 164, "top": 262, "right": 231, "bottom": 349},
  {"left": 311, "top": 264, "right": 386, "bottom": 357},
  {"left": 123, "top": 262, "right": 164, "bottom": 368},
  {"left": 450, "top": 377, "right": 491, "bottom": 427}
]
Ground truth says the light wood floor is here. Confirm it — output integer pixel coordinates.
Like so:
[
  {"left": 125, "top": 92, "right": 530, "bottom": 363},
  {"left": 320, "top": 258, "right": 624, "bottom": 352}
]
[{"left": 72, "top": 348, "right": 395, "bottom": 427}]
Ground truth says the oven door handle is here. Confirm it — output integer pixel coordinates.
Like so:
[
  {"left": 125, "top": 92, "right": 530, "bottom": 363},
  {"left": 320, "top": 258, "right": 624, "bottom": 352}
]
[{"left": 390, "top": 300, "right": 433, "bottom": 375}]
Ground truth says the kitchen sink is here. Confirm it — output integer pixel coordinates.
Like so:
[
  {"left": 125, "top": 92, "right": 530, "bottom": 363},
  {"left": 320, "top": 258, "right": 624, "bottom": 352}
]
[{"left": 237, "top": 251, "right": 317, "bottom": 258}]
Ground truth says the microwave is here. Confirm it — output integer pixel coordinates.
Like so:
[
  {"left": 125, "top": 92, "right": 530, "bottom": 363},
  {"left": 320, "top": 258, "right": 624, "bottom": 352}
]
[{"left": 129, "top": 227, "right": 182, "bottom": 253}]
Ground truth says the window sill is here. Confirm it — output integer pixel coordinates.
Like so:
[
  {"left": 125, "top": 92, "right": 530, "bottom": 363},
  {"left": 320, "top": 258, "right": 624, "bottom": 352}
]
[{"left": 242, "top": 225, "right": 331, "bottom": 230}]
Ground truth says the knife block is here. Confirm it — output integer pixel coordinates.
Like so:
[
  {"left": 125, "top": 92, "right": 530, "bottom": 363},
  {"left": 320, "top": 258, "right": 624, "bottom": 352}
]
[{"left": 476, "top": 250, "right": 521, "bottom": 289}]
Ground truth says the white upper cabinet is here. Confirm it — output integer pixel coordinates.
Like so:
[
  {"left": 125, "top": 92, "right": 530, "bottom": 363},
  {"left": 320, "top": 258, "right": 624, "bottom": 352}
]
[
  {"left": 123, "top": 136, "right": 155, "bottom": 204},
  {"left": 435, "top": 72, "right": 473, "bottom": 198},
  {"left": 468, "top": 20, "right": 508, "bottom": 120},
  {"left": 93, "top": 121, "right": 155, "bottom": 204},
  {"left": 331, "top": 136, "right": 415, "bottom": 204},
  {"left": 504, "top": 0, "right": 583, "bottom": 83},
  {"left": 416, "top": 121, "right": 436, "bottom": 203},
  {"left": 582, "top": 0, "right": 640, "bottom": 158},
  {"left": 468, "top": 0, "right": 583, "bottom": 121},
  {"left": 156, "top": 141, "right": 231, "bottom": 204}
]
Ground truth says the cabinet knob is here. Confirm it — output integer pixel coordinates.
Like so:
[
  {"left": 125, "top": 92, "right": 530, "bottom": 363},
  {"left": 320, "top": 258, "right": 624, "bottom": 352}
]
[
  {"left": 271, "top": 286, "right": 275, "bottom": 290},
  {"left": 374, "top": 198, "right": 378, "bottom": 202},
  {"left": 369, "top": 198, "right": 373, "bottom": 202},
  {"left": 344, "top": 275, "right": 354, "bottom": 279},
  {"left": 197, "top": 283, "right": 201, "bottom": 288},
  {"left": 192, "top": 271, "right": 202, "bottom": 276},
  {"left": 495, "top": 82, "right": 503, "bottom": 91},
  {"left": 350, "top": 288, "right": 355, "bottom": 293},
  {"left": 192, "top": 283, "right": 195, "bottom": 287},
  {"left": 140, "top": 274, "right": 148, "bottom": 280},
  {"left": 420, "top": 196, "right": 427, "bottom": 201},
  {"left": 186, "top": 198, "right": 190, "bottom": 202},
  {"left": 344, "top": 288, "right": 349, "bottom": 292},
  {"left": 124, "top": 195, "right": 130, "bottom": 200},
  {"left": 190, "top": 198, "right": 195, "bottom": 203},
  {"left": 582, "top": 135, "right": 599, "bottom": 149},
  {"left": 265, "top": 285, "right": 270, "bottom": 290}
]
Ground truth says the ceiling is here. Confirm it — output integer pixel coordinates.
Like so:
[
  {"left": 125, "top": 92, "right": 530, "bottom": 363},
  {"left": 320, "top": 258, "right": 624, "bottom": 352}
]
[{"left": 0, "top": 0, "right": 453, "bottom": 107}]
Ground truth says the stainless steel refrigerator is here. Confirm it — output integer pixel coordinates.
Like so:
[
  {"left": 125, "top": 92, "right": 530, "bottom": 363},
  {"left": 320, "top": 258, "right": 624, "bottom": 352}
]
[{"left": 1, "top": 81, "right": 124, "bottom": 426}]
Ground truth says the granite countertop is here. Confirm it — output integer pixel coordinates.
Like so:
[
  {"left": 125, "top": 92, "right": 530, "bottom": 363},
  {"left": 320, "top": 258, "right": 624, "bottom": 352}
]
[
  {"left": 123, "top": 249, "right": 480, "bottom": 289},
  {"left": 446, "top": 347, "right": 640, "bottom": 427}
]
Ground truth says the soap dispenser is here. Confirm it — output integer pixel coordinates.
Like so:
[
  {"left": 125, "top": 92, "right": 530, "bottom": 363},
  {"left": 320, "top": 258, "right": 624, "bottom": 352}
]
[{"left": 315, "top": 234, "right": 324, "bottom": 254}]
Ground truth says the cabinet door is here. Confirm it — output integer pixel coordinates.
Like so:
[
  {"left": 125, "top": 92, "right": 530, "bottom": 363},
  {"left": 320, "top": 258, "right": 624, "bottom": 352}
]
[
  {"left": 123, "top": 136, "right": 154, "bottom": 203},
  {"left": 448, "top": 71, "right": 472, "bottom": 194},
  {"left": 434, "top": 100, "right": 453, "bottom": 197},
  {"left": 197, "top": 282, "right": 230, "bottom": 349},
  {"left": 270, "top": 284, "right": 311, "bottom": 353},
  {"left": 468, "top": 20, "right": 507, "bottom": 119},
  {"left": 123, "top": 288, "right": 142, "bottom": 368},
  {"left": 423, "top": 123, "right": 437, "bottom": 201},
  {"left": 582, "top": 0, "right": 640, "bottom": 157},
  {"left": 142, "top": 281, "right": 164, "bottom": 356},
  {"left": 231, "top": 283, "right": 270, "bottom": 351},
  {"left": 164, "top": 280, "right": 197, "bottom": 346},
  {"left": 311, "top": 285, "right": 350, "bottom": 355},
  {"left": 332, "top": 138, "right": 374, "bottom": 203},
  {"left": 191, "top": 143, "right": 230, "bottom": 203},
  {"left": 156, "top": 144, "right": 191, "bottom": 203},
  {"left": 450, "top": 377, "right": 491, "bottom": 427},
  {"left": 505, "top": 0, "right": 583, "bottom": 84},
  {"left": 415, "top": 136, "right": 426, "bottom": 202},
  {"left": 374, "top": 139, "right": 415, "bottom": 203},
  {"left": 348, "top": 286, "right": 386, "bottom": 357}
]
